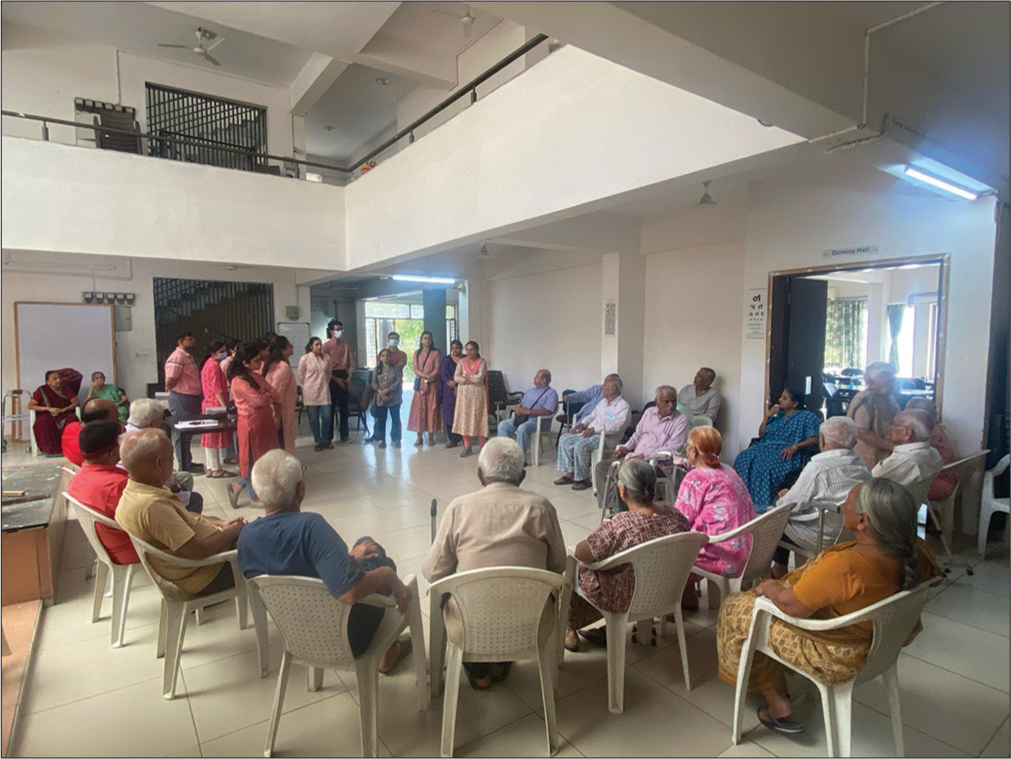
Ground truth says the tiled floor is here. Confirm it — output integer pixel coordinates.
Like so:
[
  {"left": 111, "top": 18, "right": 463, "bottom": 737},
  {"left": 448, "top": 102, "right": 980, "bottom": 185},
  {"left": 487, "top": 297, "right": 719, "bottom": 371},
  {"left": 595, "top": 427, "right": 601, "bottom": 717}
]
[{"left": 4, "top": 423, "right": 1009, "bottom": 758}]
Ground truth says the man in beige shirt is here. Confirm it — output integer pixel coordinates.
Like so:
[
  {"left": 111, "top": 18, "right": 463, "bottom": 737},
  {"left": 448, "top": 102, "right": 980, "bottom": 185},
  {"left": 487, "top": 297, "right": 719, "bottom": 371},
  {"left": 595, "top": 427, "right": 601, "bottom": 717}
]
[
  {"left": 116, "top": 428, "right": 246, "bottom": 596},
  {"left": 423, "top": 437, "right": 566, "bottom": 689}
]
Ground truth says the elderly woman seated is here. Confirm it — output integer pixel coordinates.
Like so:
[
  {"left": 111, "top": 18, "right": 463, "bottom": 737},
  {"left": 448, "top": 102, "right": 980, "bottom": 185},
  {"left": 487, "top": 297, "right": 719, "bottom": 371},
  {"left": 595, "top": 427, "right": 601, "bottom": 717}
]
[
  {"left": 675, "top": 426, "right": 757, "bottom": 610},
  {"left": 716, "top": 478, "right": 941, "bottom": 735},
  {"left": 733, "top": 387, "right": 822, "bottom": 509},
  {"left": 564, "top": 458, "right": 690, "bottom": 651}
]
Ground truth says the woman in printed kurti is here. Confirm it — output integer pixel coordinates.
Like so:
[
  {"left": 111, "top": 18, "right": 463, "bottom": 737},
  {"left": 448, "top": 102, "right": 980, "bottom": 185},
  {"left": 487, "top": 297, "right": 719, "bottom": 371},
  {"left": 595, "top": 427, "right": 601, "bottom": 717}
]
[
  {"left": 199, "top": 342, "right": 235, "bottom": 477},
  {"left": 371, "top": 349, "right": 405, "bottom": 448},
  {"left": 227, "top": 343, "right": 281, "bottom": 507},
  {"left": 407, "top": 331, "right": 442, "bottom": 446},
  {"left": 676, "top": 426, "right": 757, "bottom": 609},
  {"left": 27, "top": 371, "right": 80, "bottom": 455},
  {"left": 717, "top": 479, "right": 941, "bottom": 735},
  {"left": 262, "top": 336, "right": 297, "bottom": 454},
  {"left": 297, "top": 337, "right": 333, "bottom": 451},
  {"left": 440, "top": 340, "right": 465, "bottom": 448},
  {"left": 733, "top": 387, "right": 821, "bottom": 508},
  {"left": 564, "top": 458, "right": 690, "bottom": 650},
  {"left": 452, "top": 341, "right": 489, "bottom": 457}
]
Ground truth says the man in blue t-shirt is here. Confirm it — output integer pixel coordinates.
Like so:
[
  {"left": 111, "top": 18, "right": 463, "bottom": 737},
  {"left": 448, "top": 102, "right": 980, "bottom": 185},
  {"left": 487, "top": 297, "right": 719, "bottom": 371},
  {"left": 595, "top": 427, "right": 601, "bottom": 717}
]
[
  {"left": 496, "top": 369, "right": 559, "bottom": 464},
  {"left": 237, "top": 450, "right": 412, "bottom": 672}
]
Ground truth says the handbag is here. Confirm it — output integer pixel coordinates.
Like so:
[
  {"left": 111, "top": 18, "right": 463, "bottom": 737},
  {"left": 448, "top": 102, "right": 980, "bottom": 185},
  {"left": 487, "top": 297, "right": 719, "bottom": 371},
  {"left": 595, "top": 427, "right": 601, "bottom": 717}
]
[
  {"left": 414, "top": 377, "right": 422, "bottom": 392},
  {"left": 513, "top": 388, "right": 551, "bottom": 426}
]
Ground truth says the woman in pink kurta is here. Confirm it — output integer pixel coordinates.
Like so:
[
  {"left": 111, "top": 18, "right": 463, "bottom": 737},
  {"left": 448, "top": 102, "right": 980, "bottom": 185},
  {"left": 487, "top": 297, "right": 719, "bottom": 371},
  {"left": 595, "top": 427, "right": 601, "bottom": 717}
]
[
  {"left": 452, "top": 341, "right": 489, "bottom": 457},
  {"left": 199, "top": 341, "right": 236, "bottom": 477},
  {"left": 227, "top": 343, "right": 280, "bottom": 507},
  {"left": 407, "top": 331, "right": 443, "bottom": 446},
  {"left": 262, "top": 336, "right": 297, "bottom": 454},
  {"left": 297, "top": 337, "right": 334, "bottom": 451},
  {"left": 675, "top": 426, "right": 756, "bottom": 609}
]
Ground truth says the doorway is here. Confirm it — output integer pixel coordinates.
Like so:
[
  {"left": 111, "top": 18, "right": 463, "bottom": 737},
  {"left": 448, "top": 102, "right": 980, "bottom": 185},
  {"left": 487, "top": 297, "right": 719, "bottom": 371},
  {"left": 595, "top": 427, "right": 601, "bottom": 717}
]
[{"left": 767, "top": 255, "right": 948, "bottom": 419}]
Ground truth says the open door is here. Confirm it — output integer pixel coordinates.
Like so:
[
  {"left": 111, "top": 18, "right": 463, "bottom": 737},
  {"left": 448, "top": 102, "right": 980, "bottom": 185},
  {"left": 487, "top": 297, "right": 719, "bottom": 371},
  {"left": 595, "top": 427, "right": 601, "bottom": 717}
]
[{"left": 769, "top": 276, "right": 828, "bottom": 411}]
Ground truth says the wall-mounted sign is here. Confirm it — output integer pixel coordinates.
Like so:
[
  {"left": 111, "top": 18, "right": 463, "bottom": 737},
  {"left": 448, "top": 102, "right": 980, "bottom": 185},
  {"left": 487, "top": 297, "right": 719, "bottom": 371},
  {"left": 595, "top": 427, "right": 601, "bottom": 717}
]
[
  {"left": 745, "top": 288, "right": 765, "bottom": 339},
  {"left": 604, "top": 299, "right": 617, "bottom": 337},
  {"left": 821, "top": 244, "right": 880, "bottom": 261}
]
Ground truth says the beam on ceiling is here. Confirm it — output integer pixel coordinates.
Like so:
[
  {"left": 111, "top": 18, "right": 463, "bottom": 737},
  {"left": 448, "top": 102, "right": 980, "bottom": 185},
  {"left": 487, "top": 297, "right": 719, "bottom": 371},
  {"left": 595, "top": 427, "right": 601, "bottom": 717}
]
[{"left": 290, "top": 53, "right": 350, "bottom": 116}]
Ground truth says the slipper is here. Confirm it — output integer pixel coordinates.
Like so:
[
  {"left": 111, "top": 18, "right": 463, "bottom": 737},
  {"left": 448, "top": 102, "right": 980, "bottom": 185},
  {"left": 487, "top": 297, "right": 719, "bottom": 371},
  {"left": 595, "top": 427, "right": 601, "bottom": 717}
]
[
  {"left": 571, "top": 480, "right": 592, "bottom": 491},
  {"left": 554, "top": 476, "right": 575, "bottom": 486},
  {"left": 222, "top": 457, "right": 238, "bottom": 465},
  {"left": 564, "top": 638, "right": 580, "bottom": 653},
  {"left": 579, "top": 628, "right": 607, "bottom": 647},
  {"left": 466, "top": 666, "right": 493, "bottom": 691},
  {"left": 757, "top": 707, "right": 804, "bottom": 735},
  {"left": 227, "top": 484, "right": 241, "bottom": 509},
  {"left": 490, "top": 661, "right": 512, "bottom": 683},
  {"left": 379, "top": 639, "right": 412, "bottom": 676}
]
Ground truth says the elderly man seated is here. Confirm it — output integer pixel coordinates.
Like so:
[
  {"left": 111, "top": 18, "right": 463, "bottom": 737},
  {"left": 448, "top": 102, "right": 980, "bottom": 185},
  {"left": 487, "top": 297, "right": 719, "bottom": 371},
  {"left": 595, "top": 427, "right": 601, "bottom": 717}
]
[
  {"left": 497, "top": 369, "right": 558, "bottom": 465},
  {"left": 62, "top": 398, "right": 122, "bottom": 467},
  {"left": 554, "top": 375, "right": 630, "bottom": 492},
  {"left": 770, "top": 416, "right": 872, "bottom": 579},
  {"left": 116, "top": 428, "right": 246, "bottom": 597},
  {"left": 237, "top": 450, "right": 413, "bottom": 673},
  {"left": 561, "top": 373, "right": 621, "bottom": 427},
  {"left": 678, "top": 367, "right": 722, "bottom": 423},
  {"left": 423, "top": 437, "right": 566, "bottom": 689},
  {"left": 595, "top": 385, "right": 689, "bottom": 513},
  {"left": 125, "top": 398, "right": 201, "bottom": 512},
  {"left": 872, "top": 408, "right": 944, "bottom": 505},
  {"left": 905, "top": 398, "right": 958, "bottom": 503},
  {"left": 67, "top": 420, "right": 138, "bottom": 565}
]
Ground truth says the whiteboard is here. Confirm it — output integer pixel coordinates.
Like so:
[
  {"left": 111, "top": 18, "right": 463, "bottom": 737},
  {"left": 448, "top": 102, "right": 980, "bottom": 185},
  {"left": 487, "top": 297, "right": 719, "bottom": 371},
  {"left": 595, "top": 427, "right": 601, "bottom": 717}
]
[
  {"left": 276, "top": 322, "right": 311, "bottom": 369},
  {"left": 16, "top": 302, "right": 117, "bottom": 399}
]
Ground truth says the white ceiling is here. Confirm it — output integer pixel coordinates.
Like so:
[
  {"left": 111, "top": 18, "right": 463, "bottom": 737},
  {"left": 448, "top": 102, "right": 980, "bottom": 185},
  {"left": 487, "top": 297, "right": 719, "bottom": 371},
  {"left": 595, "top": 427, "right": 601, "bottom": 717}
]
[{"left": 0, "top": 1, "right": 314, "bottom": 86}]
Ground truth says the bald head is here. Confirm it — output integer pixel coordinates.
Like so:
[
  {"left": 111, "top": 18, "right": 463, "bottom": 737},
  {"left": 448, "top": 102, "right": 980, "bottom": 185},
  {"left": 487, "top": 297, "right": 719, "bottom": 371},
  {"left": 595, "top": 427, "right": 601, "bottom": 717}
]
[
  {"left": 82, "top": 398, "right": 119, "bottom": 424},
  {"left": 891, "top": 409, "right": 935, "bottom": 445},
  {"left": 120, "top": 428, "right": 174, "bottom": 485}
]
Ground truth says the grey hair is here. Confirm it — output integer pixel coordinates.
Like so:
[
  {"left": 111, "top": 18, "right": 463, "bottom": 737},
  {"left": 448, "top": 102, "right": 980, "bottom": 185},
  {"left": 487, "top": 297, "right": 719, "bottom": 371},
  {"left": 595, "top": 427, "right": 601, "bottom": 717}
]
[
  {"left": 820, "top": 416, "right": 859, "bottom": 449},
  {"left": 119, "top": 428, "right": 170, "bottom": 473},
  {"left": 864, "top": 361, "right": 896, "bottom": 381},
  {"left": 611, "top": 376, "right": 624, "bottom": 394},
  {"left": 898, "top": 409, "right": 934, "bottom": 442},
  {"left": 655, "top": 385, "right": 677, "bottom": 401},
  {"left": 478, "top": 437, "right": 525, "bottom": 485},
  {"left": 251, "top": 450, "right": 303, "bottom": 509},
  {"left": 905, "top": 398, "right": 938, "bottom": 420},
  {"left": 127, "top": 398, "right": 166, "bottom": 428},
  {"left": 618, "top": 457, "right": 657, "bottom": 505},
  {"left": 854, "top": 478, "right": 920, "bottom": 591},
  {"left": 701, "top": 367, "right": 716, "bottom": 384}
]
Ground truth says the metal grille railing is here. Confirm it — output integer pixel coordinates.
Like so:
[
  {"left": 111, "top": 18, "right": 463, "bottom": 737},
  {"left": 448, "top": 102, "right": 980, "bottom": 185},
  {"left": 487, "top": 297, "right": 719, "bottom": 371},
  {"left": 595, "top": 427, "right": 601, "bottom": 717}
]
[
  {"left": 153, "top": 277, "right": 275, "bottom": 386},
  {"left": 146, "top": 83, "right": 267, "bottom": 172}
]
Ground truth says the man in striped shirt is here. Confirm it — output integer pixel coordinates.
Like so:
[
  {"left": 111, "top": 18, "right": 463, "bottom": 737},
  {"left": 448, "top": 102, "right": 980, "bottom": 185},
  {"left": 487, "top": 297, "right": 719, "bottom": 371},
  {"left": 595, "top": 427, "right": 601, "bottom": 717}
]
[{"left": 771, "top": 415, "right": 871, "bottom": 578}]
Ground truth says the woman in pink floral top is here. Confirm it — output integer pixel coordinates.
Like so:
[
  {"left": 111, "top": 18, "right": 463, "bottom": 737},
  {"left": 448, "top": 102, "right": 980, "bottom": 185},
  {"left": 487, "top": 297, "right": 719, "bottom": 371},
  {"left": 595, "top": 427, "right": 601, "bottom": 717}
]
[
  {"left": 675, "top": 426, "right": 756, "bottom": 609},
  {"left": 565, "top": 458, "right": 689, "bottom": 651}
]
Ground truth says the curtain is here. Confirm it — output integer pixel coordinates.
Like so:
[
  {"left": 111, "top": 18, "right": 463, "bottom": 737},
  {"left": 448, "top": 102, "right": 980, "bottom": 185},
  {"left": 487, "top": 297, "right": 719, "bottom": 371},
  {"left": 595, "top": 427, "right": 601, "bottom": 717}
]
[
  {"left": 887, "top": 304, "right": 905, "bottom": 369},
  {"left": 825, "top": 299, "right": 867, "bottom": 370}
]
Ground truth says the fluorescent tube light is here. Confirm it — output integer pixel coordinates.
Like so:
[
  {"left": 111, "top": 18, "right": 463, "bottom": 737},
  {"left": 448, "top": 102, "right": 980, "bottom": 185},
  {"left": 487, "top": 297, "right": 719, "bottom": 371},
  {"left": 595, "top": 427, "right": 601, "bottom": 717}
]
[
  {"left": 391, "top": 275, "right": 456, "bottom": 285},
  {"left": 903, "top": 167, "right": 978, "bottom": 200}
]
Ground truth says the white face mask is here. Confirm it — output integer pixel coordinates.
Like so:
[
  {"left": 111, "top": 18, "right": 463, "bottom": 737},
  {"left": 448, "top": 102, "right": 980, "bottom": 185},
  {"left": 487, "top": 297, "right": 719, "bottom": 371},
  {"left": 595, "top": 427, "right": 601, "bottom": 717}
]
[
  {"left": 389, "top": 339, "right": 398, "bottom": 347},
  {"left": 333, "top": 330, "right": 342, "bottom": 339},
  {"left": 216, "top": 351, "right": 228, "bottom": 360}
]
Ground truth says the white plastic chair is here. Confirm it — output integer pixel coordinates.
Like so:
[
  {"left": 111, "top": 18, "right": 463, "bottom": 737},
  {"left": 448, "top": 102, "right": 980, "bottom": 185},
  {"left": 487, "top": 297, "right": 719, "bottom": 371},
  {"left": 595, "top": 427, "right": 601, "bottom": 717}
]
[
  {"left": 529, "top": 410, "right": 556, "bottom": 467},
  {"left": 65, "top": 493, "right": 139, "bottom": 648},
  {"left": 429, "top": 567, "right": 569, "bottom": 757},
  {"left": 695, "top": 504, "right": 793, "bottom": 609},
  {"left": 590, "top": 432, "right": 610, "bottom": 494},
  {"left": 691, "top": 415, "right": 714, "bottom": 428},
  {"left": 249, "top": 574, "right": 428, "bottom": 758},
  {"left": 29, "top": 405, "right": 81, "bottom": 457},
  {"left": 731, "top": 580, "right": 936, "bottom": 757},
  {"left": 568, "top": 531, "right": 709, "bottom": 713},
  {"left": 127, "top": 534, "right": 264, "bottom": 699},
  {"left": 978, "top": 453, "right": 1010, "bottom": 559}
]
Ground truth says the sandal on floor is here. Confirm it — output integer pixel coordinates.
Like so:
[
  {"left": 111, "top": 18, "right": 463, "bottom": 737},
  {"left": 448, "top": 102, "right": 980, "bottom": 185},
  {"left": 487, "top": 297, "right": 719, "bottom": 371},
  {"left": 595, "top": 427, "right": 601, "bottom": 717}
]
[
  {"left": 466, "top": 666, "right": 493, "bottom": 691},
  {"left": 571, "top": 480, "right": 592, "bottom": 491},
  {"left": 227, "top": 484, "right": 241, "bottom": 509},
  {"left": 553, "top": 476, "right": 575, "bottom": 486},
  {"left": 564, "top": 637, "right": 581, "bottom": 653},
  {"left": 579, "top": 628, "right": 607, "bottom": 647},
  {"left": 757, "top": 707, "right": 804, "bottom": 735},
  {"left": 379, "top": 639, "right": 412, "bottom": 676},
  {"left": 490, "top": 662, "right": 512, "bottom": 683}
]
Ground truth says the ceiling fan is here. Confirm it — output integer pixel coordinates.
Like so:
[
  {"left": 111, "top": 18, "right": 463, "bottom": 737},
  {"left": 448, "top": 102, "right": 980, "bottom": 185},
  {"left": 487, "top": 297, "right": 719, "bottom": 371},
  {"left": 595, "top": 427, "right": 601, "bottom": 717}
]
[
  {"left": 431, "top": 4, "right": 478, "bottom": 38},
  {"left": 158, "top": 27, "right": 225, "bottom": 67}
]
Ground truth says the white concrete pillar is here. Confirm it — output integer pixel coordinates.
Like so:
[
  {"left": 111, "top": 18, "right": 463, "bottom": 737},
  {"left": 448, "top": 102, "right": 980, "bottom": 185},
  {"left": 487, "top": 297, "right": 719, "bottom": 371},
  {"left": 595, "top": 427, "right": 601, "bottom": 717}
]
[{"left": 601, "top": 250, "right": 646, "bottom": 408}]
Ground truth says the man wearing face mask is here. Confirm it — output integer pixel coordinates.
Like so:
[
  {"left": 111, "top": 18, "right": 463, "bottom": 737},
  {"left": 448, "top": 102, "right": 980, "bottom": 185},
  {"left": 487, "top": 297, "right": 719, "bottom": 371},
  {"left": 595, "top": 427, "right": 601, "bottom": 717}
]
[
  {"left": 322, "top": 319, "right": 356, "bottom": 445},
  {"left": 384, "top": 332, "right": 408, "bottom": 370}
]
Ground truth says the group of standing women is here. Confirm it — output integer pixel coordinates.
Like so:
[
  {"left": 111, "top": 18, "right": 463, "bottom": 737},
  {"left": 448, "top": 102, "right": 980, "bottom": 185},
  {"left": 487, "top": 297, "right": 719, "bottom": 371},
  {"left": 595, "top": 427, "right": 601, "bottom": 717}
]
[{"left": 368, "top": 333, "right": 491, "bottom": 458}]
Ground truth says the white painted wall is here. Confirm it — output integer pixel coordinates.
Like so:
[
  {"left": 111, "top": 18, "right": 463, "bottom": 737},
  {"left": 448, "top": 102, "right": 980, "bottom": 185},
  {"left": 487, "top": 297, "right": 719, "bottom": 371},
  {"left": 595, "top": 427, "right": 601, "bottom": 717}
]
[
  {"left": 0, "top": 251, "right": 309, "bottom": 404},
  {"left": 484, "top": 261, "right": 603, "bottom": 398},
  {"left": 643, "top": 241, "right": 746, "bottom": 459},
  {"left": 1, "top": 137, "right": 347, "bottom": 271},
  {"left": 345, "top": 45, "right": 802, "bottom": 270},
  {"left": 1, "top": 25, "right": 293, "bottom": 156}
]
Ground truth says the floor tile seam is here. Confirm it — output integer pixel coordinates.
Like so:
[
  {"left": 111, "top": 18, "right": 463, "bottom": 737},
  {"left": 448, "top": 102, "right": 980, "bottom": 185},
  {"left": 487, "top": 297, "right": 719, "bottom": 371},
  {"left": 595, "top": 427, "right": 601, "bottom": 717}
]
[
  {"left": 36, "top": 619, "right": 163, "bottom": 653},
  {"left": 628, "top": 656, "right": 739, "bottom": 728},
  {"left": 192, "top": 691, "right": 344, "bottom": 748},
  {"left": 450, "top": 708, "right": 555, "bottom": 755},
  {"left": 179, "top": 669, "right": 205, "bottom": 758},
  {"left": 898, "top": 645, "right": 1011, "bottom": 694},
  {"left": 931, "top": 581, "right": 1011, "bottom": 604},
  {"left": 977, "top": 715, "right": 1011, "bottom": 757},
  {"left": 846, "top": 695, "right": 985, "bottom": 756},
  {"left": 920, "top": 607, "right": 1011, "bottom": 639},
  {"left": 21, "top": 673, "right": 185, "bottom": 717}
]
